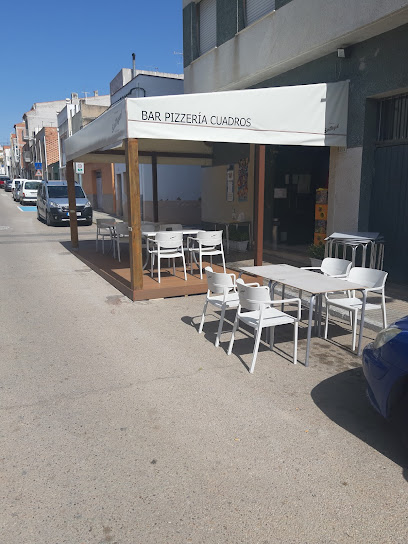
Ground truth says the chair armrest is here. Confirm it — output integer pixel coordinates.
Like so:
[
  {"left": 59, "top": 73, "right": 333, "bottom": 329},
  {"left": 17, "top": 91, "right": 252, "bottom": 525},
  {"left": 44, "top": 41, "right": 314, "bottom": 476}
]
[
  {"left": 269, "top": 297, "right": 302, "bottom": 319},
  {"left": 363, "top": 286, "right": 385, "bottom": 294},
  {"left": 270, "top": 297, "right": 301, "bottom": 305}
]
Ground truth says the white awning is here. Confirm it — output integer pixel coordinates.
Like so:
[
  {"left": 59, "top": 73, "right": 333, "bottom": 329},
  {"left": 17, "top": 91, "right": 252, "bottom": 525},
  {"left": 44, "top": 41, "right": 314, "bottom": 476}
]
[{"left": 65, "top": 81, "right": 349, "bottom": 162}]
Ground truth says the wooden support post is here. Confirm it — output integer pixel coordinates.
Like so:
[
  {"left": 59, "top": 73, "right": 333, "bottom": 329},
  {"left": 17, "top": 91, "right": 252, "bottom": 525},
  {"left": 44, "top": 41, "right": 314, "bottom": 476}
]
[
  {"left": 67, "top": 160, "right": 79, "bottom": 249},
  {"left": 152, "top": 153, "right": 159, "bottom": 223},
  {"left": 253, "top": 144, "right": 265, "bottom": 266},
  {"left": 125, "top": 138, "right": 143, "bottom": 291}
]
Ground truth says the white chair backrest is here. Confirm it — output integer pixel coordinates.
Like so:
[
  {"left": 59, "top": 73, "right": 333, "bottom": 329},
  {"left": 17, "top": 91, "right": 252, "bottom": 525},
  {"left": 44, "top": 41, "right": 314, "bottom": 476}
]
[
  {"left": 237, "top": 279, "right": 270, "bottom": 311},
  {"left": 97, "top": 218, "right": 116, "bottom": 228},
  {"left": 115, "top": 222, "right": 129, "bottom": 236},
  {"left": 321, "top": 257, "right": 352, "bottom": 277},
  {"left": 160, "top": 223, "right": 183, "bottom": 231},
  {"left": 155, "top": 231, "right": 183, "bottom": 249},
  {"left": 205, "top": 266, "right": 235, "bottom": 294},
  {"left": 196, "top": 230, "right": 223, "bottom": 246},
  {"left": 348, "top": 267, "right": 388, "bottom": 289}
]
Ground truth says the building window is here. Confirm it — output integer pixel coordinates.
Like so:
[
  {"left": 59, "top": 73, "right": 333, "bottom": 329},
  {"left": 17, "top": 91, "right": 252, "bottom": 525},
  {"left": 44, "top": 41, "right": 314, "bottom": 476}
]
[
  {"left": 199, "top": 0, "right": 217, "bottom": 55},
  {"left": 245, "top": 0, "right": 275, "bottom": 26},
  {"left": 377, "top": 93, "right": 408, "bottom": 142}
]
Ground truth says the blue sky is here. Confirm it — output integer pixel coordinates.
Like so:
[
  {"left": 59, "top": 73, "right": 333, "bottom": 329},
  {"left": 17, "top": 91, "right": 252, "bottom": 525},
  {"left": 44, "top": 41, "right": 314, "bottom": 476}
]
[{"left": 0, "top": 0, "right": 183, "bottom": 144}]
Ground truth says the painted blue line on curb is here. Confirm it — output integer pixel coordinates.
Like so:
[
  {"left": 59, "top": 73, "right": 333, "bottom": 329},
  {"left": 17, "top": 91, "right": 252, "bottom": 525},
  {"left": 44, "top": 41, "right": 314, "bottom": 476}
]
[{"left": 18, "top": 206, "right": 37, "bottom": 212}]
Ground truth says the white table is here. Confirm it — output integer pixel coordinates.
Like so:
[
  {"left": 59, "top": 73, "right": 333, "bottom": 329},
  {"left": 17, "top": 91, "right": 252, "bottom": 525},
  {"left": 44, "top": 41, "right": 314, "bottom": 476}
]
[{"left": 239, "top": 264, "right": 366, "bottom": 366}]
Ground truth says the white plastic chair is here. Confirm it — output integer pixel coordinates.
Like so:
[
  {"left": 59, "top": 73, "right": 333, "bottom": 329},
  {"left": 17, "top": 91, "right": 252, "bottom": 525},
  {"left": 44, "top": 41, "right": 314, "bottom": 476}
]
[
  {"left": 113, "top": 222, "right": 129, "bottom": 263},
  {"left": 96, "top": 218, "right": 116, "bottom": 254},
  {"left": 199, "top": 267, "right": 257, "bottom": 347},
  {"left": 148, "top": 231, "right": 187, "bottom": 283},
  {"left": 324, "top": 267, "right": 388, "bottom": 352},
  {"left": 227, "top": 279, "right": 301, "bottom": 373},
  {"left": 187, "top": 230, "right": 226, "bottom": 279},
  {"left": 302, "top": 257, "right": 352, "bottom": 278}
]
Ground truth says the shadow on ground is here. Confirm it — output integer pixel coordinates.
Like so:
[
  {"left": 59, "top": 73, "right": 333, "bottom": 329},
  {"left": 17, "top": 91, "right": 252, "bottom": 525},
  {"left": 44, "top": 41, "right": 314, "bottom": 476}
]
[{"left": 311, "top": 368, "right": 408, "bottom": 481}]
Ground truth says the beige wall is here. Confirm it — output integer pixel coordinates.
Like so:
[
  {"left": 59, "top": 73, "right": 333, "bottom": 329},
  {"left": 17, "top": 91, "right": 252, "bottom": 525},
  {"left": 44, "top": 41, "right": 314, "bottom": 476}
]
[
  {"left": 201, "top": 149, "right": 254, "bottom": 225},
  {"left": 327, "top": 147, "right": 363, "bottom": 235},
  {"left": 82, "top": 162, "right": 116, "bottom": 215},
  {"left": 143, "top": 200, "right": 201, "bottom": 225}
]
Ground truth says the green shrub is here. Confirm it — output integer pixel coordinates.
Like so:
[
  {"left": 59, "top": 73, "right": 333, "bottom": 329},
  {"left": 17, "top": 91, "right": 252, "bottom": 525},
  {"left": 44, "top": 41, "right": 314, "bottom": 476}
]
[{"left": 307, "top": 243, "right": 325, "bottom": 260}]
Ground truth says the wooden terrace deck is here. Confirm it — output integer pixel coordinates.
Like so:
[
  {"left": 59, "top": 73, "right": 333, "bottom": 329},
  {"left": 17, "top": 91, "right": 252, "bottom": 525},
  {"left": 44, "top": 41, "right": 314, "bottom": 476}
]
[{"left": 70, "top": 240, "right": 253, "bottom": 301}]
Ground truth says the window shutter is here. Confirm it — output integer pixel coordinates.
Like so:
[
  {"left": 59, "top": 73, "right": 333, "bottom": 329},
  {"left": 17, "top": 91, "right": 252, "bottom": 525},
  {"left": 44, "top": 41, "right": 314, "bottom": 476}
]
[
  {"left": 199, "top": 0, "right": 217, "bottom": 55},
  {"left": 246, "top": 0, "right": 275, "bottom": 26}
]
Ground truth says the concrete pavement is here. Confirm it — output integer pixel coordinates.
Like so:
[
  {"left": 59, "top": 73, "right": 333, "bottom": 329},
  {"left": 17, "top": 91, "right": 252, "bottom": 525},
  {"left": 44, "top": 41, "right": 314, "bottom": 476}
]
[{"left": 1, "top": 193, "right": 407, "bottom": 544}]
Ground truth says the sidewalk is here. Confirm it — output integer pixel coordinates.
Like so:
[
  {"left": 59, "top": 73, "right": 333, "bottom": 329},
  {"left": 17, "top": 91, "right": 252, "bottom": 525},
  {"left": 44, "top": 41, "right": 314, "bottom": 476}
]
[{"left": 91, "top": 210, "right": 408, "bottom": 330}]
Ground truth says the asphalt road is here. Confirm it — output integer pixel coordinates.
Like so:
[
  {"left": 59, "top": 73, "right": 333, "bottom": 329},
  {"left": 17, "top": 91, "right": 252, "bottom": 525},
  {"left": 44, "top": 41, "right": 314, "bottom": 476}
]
[{"left": 1, "top": 191, "right": 407, "bottom": 544}]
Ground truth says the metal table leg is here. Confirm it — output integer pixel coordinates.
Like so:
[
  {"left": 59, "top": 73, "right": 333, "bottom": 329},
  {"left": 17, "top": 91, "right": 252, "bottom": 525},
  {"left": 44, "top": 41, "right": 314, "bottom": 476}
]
[
  {"left": 357, "top": 290, "right": 367, "bottom": 356},
  {"left": 305, "top": 294, "right": 316, "bottom": 367}
]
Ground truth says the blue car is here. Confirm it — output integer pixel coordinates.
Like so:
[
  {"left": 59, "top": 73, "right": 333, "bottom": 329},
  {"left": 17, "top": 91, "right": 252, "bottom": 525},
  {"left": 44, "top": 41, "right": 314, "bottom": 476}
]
[{"left": 362, "top": 316, "right": 408, "bottom": 446}]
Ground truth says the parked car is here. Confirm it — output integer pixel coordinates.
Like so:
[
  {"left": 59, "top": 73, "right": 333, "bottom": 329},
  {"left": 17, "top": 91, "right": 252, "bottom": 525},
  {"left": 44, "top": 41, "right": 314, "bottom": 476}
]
[
  {"left": 362, "top": 316, "right": 408, "bottom": 447},
  {"left": 0, "top": 175, "right": 11, "bottom": 189},
  {"left": 5, "top": 179, "right": 13, "bottom": 192},
  {"left": 11, "top": 179, "right": 25, "bottom": 200},
  {"left": 19, "top": 179, "right": 41, "bottom": 205},
  {"left": 37, "top": 180, "right": 93, "bottom": 226}
]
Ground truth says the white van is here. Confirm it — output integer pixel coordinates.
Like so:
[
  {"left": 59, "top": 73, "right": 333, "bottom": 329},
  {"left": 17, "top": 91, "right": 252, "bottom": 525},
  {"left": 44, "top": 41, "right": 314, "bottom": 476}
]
[{"left": 19, "top": 179, "right": 41, "bottom": 205}]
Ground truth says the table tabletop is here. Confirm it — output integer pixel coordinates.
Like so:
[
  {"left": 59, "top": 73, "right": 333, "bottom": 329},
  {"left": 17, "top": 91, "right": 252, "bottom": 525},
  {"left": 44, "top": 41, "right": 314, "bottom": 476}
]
[
  {"left": 142, "top": 229, "right": 204, "bottom": 237},
  {"left": 240, "top": 264, "right": 365, "bottom": 294}
]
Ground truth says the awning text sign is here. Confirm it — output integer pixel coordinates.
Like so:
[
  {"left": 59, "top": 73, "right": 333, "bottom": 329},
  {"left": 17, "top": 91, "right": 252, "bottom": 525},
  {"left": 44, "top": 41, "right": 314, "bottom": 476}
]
[{"left": 127, "top": 82, "right": 349, "bottom": 147}]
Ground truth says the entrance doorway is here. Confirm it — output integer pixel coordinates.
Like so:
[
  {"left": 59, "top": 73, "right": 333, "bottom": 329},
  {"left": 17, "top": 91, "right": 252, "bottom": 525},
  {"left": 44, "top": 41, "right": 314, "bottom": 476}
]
[{"left": 264, "top": 146, "right": 330, "bottom": 245}]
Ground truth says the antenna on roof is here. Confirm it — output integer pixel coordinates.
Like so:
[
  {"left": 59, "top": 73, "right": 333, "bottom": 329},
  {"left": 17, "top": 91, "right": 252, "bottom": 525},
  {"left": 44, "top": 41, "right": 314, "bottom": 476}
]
[{"left": 132, "top": 53, "right": 136, "bottom": 78}]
